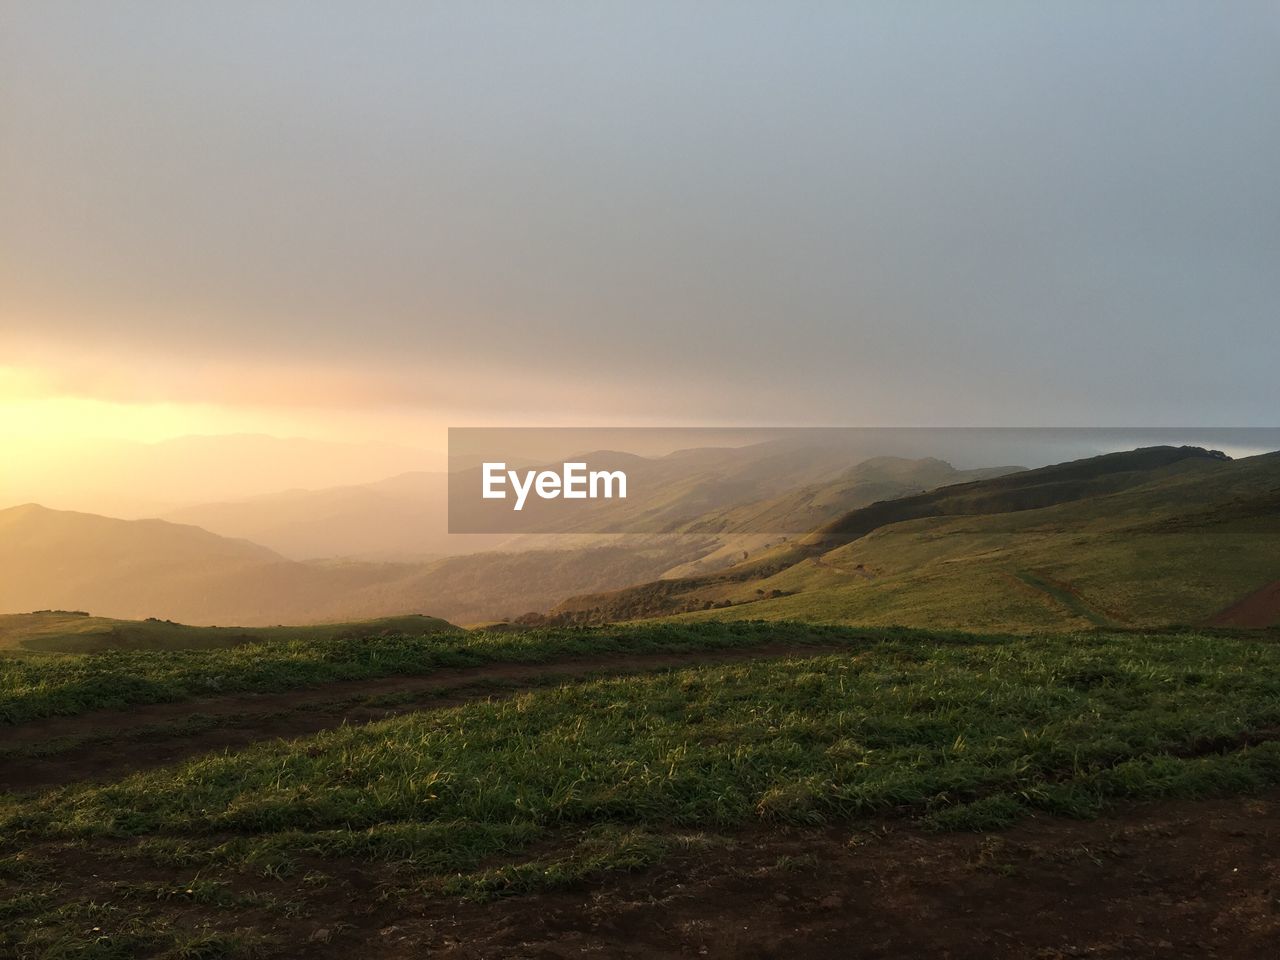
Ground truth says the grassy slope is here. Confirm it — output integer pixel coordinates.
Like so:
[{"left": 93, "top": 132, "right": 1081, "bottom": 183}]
[
  {"left": 659, "top": 457, "right": 1023, "bottom": 579},
  {"left": 0, "top": 611, "right": 459, "bottom": 655},
  {"left": 669, "top": 451, "right": 1280, "bottom": 631},
  {"left": 5, "top": 628, "right": 1280, "bottom": 955},
  {"left": 555, "top": 449, "right": 1280, "bottom": 632}
]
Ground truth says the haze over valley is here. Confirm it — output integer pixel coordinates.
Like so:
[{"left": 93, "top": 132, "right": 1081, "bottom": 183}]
[{"left": 2, "top": 433, "right": 1277, "bottom": 631}]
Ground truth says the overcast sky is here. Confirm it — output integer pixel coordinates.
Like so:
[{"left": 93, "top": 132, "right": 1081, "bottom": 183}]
[{"left": 2, "top": 1, "right": 1278, "bottom": 441}]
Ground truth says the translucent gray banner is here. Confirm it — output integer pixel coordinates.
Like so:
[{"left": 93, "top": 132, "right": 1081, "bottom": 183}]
[{"left": 447, "top": 427, "right": 1280, "bottom": 534}]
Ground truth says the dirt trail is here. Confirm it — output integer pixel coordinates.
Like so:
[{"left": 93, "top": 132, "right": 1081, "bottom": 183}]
[
  {"left": 1013, "top": 570, "right": 1117, "bottom": 627},
  {"left": 1209, "top": 579, "right": 1280, "bottom": 629},
  {"left": 384, "top": 791, "right": 1280, "bottom": 959},
  {"left": 2, "top": 642, "right": 848, "bottom": 792},
  {"left": 20, "top": 790, "right": 1280, "bottom": 959}
]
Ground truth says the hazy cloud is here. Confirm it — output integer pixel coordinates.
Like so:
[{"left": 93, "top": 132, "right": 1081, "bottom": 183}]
[{"left": 3, "top": 1, "right": 1278, "bottom": 427}]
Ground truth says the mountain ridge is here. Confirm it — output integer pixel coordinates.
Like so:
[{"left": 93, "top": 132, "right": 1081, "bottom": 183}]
[{"left": 543, "top": 446, "right": 1271, "bottom": 629}]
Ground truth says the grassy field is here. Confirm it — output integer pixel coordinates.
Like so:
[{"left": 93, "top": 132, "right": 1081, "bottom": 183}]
[
  {"left": 0, "top": 611, "right": 460, "bottom": 654},
  {"left": 4, "top": 625, "right": 1280, "bottom": 957},
  {"left": 0, "top": 620, "right": 863, "bottom": 725}
]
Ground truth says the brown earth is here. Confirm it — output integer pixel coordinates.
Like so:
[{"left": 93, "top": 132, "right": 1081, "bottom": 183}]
[
  {"left": 17, "top": 791, "right": 1280, "bottom": 959},
  {"left": 384, "top": 792, "right": 1280, "bottom": 960},
  {"left": 1209, "top": 580, "right": 1280, "bottom": 629},
  {"left": 2, "top": 642, "right": 849, "bottom": 792}
]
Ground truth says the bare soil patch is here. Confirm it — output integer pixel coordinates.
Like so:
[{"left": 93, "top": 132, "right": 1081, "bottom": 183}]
[
  {"left": 321, "top": 791, "right": 1280, "bottom": 959},
  {"left": 1209, "top": 580, "right": 1280, "bottom": 629},
  {"left": 26, "top": 791, "right": 1278, "bottom": 959}
]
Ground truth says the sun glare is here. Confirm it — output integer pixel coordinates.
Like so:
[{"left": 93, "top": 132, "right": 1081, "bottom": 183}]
[{"left": 0, "top": 361, "right": 269, "bottom": 444}]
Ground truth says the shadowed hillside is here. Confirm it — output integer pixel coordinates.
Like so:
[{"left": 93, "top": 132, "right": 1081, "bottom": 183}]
[
  {"left": 546, "top": 447, "right": 1279, "bottom": 630},
  {"left": 801, "top": 445, "right": 1229, "bottom": 557},
  {"left": 654, "top": 457, "right": 1023, "bottom": 579},
  {"left": 678, "top": 457, "right": 1023, "bottom": 536}
]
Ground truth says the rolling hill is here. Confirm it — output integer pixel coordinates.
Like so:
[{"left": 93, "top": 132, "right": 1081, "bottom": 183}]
[
  {"left": 141, "top": 449, "right": 1027, "bottom": 615},
  {"left": 547, "top": 446, "right": 1280, "bottom": 631},
  {"left": 446, "top": 443, "right": 866, "bottom": 535},
  {"left": 657, "top": 457, "right": 1022, "bottom": 577},
  {"left": 0, "top": 454, "right": 1026, "bottom": 626},
  {"left": 677, "top": 457, "right": 1022, "bottom": 536},
  {"left": 0, "top": 610, "right": 459, "bottom": 654},
  {"left": 8, "top": 446, "right": 1270, "bottom": 632},
  {"left": 0, "top": 504, "right": 708, "bottom": 626},
  {"left": 162, "top": 442, "right": 993, "bottom": 559}
]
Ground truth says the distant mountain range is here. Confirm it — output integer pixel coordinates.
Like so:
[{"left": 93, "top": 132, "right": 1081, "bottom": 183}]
[
  {"left": 166, "top": 447, "right": 1021, "bottom": 561},
  {"left": 0, "top": 502, "right": 707, "bottom": 626},
  {"left": 0, "top": 448, "right": 1023, "bottom": 626},
  {"left": 3, "top": 443, "right": 1276, "bottom": 631}
]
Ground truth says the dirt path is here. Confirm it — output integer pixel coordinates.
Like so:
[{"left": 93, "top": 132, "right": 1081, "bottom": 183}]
[
  {"left": 18, "top": 790, "right": 1279, "bottom": 959},
  {"left": 1013, "top": 570, "right": 1118, "bottom": 627},
  {"left": 2, "top": 642, "right": 849, "bottom": 792},
  {"left": 328, "top": 791, "right": 1280, "bottom": 959},
  {"left": 1209, "top": 579, "right": 1280, "bottom": 629}
]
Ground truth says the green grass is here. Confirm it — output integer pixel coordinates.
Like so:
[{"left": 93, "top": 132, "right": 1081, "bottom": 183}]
[
  {"left": 666, "top": 467, "right": 1280, "bottom": 631},
  {"left": 0, "top": 620, "right": 866, "bottom": 725},
  {"left": 5, "top": 633, "right": 1279, "bottom": 849},
  {"left": 26, "top": 631, "right": 1279, "bottom": 839},
  {"left": 0, "top": 611, "right": 461, "bottom": 654},
  {"left": 5, "top": 627, "right": 1280, "bottom": 955}
]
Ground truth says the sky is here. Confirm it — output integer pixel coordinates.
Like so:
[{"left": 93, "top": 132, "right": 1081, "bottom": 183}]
[{"left": 3, "top": 0, "right": 1279, "bottom": 463}]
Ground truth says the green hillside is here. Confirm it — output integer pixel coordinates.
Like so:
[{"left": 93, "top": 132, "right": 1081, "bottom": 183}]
[
  {"left": 550, "top": 447, "right": 1280, "bottom": 632},
  {"left": 0, "top": 610, "right": 459, "bottom": 654}
]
